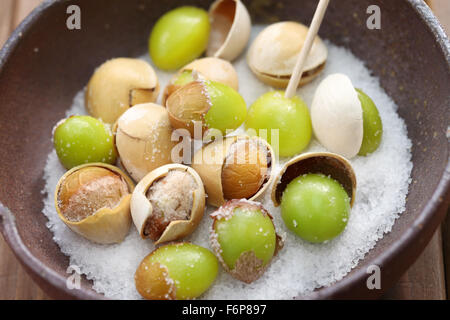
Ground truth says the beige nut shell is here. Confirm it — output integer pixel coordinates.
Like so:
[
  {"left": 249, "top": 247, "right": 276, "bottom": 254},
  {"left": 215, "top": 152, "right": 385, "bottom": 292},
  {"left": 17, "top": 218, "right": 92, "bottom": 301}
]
[
  {"left": 165, "top": 81, "right": 210, "bottom": 137},
  {"left": 207, "top": 0, "right": 251, "bottom": 61},
  {"left": 162, "top": 57, "right": 239, "bottom": 105},
  {"left": 192, "top": 136, "right": 275, "bottom": 207},
  {"left": 54, "top": 163, "right": 135, "bottom": 244},
  {"left": 131, "top": 164, "right": 205, "bottom": 244},
  {"left": 115, "top": 103, "right": 176, "bottom": 182},
  {"left": 311, "top": 73, "right": 364, "bottom": 159},
  {"left": 85, "top": 58, "right": 160, "bottom": 124},
  {"left": 247, "top": 21, "right": 327, "bottom": 88},
  {"left": 271, "top": 152, "right": 357, "bottom": 208}
]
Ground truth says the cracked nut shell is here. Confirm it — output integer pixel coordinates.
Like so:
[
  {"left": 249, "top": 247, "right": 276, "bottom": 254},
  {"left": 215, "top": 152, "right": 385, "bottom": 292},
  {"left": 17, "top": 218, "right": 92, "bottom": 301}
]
[
  {"left": 115, "top": 103, "right": 176, "bottom": 182},
  {"left": 85, "top": 58, "right": 160, "bottom": 124},
  {"left": 192, "top": 135, "right": 275, "bottom": 207},
  {"left": 54, "top": 163, "right": 135, "bottom": 244},
  {"left": 271, "top": 152, "right": 357, "bottom": 208},
  {"left": 131, "top": 164, "right": 206, "bottom": 244}
]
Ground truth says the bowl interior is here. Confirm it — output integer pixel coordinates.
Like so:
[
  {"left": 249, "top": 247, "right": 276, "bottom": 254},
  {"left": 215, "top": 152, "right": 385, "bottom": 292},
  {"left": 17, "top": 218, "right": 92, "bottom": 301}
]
[{"left": 0, "top": 0, "right": 448, "bottom": 299}]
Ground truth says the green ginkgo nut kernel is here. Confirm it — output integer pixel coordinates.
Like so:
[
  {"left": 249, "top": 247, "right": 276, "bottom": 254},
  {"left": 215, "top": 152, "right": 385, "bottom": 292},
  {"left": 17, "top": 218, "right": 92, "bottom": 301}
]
[{"left": 53, "top": 116, "right": 116, "bottom": 169}]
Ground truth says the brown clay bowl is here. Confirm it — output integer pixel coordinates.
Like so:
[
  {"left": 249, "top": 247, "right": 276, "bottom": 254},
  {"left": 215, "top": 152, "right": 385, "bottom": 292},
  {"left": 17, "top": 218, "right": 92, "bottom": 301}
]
[{"left": 0, "top": 0, "right": 449, "bottom": 300}]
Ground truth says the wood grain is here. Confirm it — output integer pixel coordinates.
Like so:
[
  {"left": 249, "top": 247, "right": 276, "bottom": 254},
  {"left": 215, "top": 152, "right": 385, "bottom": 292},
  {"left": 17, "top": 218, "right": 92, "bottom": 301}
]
[
  {"left": 383, "top": 230, "right": 446, "bottom": 300},
  {"left": 0, "top": 0, "right": 15, "bottom": 48},
  {"left": 12, "top": 0, "right": 42, "bottom": 28},
  {"left": 0, "top": 0, "right": 448, "bottom": 300},
  {"left": 429, "top": 0, "right": 450, "bottom": 32}
]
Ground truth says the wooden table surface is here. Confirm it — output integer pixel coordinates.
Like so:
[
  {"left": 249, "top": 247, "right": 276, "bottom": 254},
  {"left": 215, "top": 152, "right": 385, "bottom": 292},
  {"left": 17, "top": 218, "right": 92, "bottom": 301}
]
[{"left": 0, "top": 0, "right": 449, "bottom": 300}]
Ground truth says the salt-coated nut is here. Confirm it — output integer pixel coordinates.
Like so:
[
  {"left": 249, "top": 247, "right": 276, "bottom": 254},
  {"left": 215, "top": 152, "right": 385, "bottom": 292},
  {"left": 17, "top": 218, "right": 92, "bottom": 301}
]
[
  {"left": 131, "top": 164, "right": 205, "bottom": 244},
  {"left": 207, "top": 0, "right": 251, "bottom": 61},
  {"left": 271, "top": 152, "right": 357, "bottom": 208},
  {"left": 115, "top": 103, "right": 176, "bottom": 182},
  {"left": 192, "top": 135, "right": 275, "bottom": 207},
  {"left": 247, "top": 21, "right": 327, "bottom": 88},
  {"left": 85, "top": 58, "right": 160, "bottom": 124},
  {"left": 54, "top": 163, "right": 135, "bottom": 244},
  {"left": 209, "top": 199, "right": 284, "bottom": 283}
]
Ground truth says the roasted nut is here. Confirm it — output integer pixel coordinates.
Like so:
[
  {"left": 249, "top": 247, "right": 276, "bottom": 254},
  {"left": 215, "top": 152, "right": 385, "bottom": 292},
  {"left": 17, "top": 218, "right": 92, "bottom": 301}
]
[
  {"left": 210, "top": 199, "right": 283, "bottom": 283},
  {"left": 247, "top": 21, "right": 327, "bottom": 88},
  {"left": 271, "top": 152, "right": 357, "bottom": 243},
  {"left": 85, "top": 58, "right": 159, "bottom": 124},
  {"left": 115, "top": 103, "right": 176, "bottom": 182},
  {"left": 166, "top": 80, "right": 246, "bottom": 137},
  {"left": 135, "top": 242, "right": 218, "bottom": 300},
  {"left": 162, "top": 57, "right": 239, "bottom": 104},
  {"left": 311, "top": 74, "right": 383, "bottom": 158},
  {"left": 54, "top": 163, "right": 134, "bottom": 244},
  {"left": 192, "top": 136, "right": 274, "bottom": 207},
  {"left": 53, "top": 115, "right": 117, "bottom": 169},
  {"left": 271, "top": 152, "right": 356, "bottom": 207},
  {"left": 131, "top": 164, "right": 205, "bottom": 244}
]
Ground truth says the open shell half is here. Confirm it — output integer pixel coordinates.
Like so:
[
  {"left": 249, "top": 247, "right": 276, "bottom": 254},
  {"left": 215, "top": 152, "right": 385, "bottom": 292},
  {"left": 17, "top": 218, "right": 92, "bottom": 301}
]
[
  {"left": 131, "top": 164, "right": 205, "bottom": 244},
  {"left": 192, "top": 135, "right": 275, "bottom": 207},
  {"left": 54, "top": 163, "right": 135, "bottom": 244},
  {"left": 207, "top": 0, "right": 251, "bottom": 61},
  {"left": 247, "top": 21, "right": 327, "bottom": 88},
  {"left": 271, "top": 152, "right": 356, "bottom": 207}
]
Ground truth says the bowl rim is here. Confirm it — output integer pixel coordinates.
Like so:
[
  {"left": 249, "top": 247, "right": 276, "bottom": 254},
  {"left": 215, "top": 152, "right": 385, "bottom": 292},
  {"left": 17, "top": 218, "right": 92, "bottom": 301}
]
[{"left": 0, "top": 0, "right": 449, "bottom": 300}]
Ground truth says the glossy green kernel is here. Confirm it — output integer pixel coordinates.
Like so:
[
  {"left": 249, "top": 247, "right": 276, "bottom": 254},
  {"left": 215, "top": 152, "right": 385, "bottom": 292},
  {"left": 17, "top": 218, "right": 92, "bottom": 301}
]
[
  {"left": 136, "top": 243, "right": 218, "bottom": 300},
  {"left": 53, "top": 116, "right": 116, "bottom": 169},
  {"left": 149, "top": 6, "right": 210, "bottom": 70},
  {"left": 214, "top": 206, "right": 277, "bottom": 270},
  {"left": 204, "top": 81, "right": 247, "bottom": 134},
  {"left": 356, "top": 89, "right": 383, "bottom": 156},
  {"left": 245, "top": 91, "right": 312, "bottom": 157},
  {"left": 281, "top": 174, "right": 350, "bottom": 243},
  {"left": 173, "top": 70, "right": 194, "bottom": 86}
]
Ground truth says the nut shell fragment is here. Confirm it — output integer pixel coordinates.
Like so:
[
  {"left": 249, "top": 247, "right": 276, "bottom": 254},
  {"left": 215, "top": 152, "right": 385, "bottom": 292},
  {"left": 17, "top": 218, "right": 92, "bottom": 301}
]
[
  {"left": 131, "top": 164, "right": 205, "bottom": 244},
  {"left": 165, "top": 81, "right": 211, "bottom": 137},
  {"left": 192, "top": 136, "right": 275, "bottom": 207},
  {"left": 115, "top": 103, "right": 176, "bottom": 182},
  {"left": 271, "top": 152, "right": 357, "bottom": 207},
  {"left": 85, "top": 58, "right": 160, "bottom": 124},
  {"left": 247, "top": 21, "right": 327, "bottom": 88},
  {"left": 54, "top": 163, "right": 135, "bottom": 244},
  {"left": 207, "top": 0, "right": 251, "bottom": 61}
]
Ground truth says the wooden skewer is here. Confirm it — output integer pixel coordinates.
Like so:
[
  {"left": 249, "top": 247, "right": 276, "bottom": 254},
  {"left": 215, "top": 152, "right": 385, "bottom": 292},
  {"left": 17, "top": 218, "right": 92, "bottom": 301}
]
[{"left": 285, "top": 0, "right": 330, "bottom": 99}]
